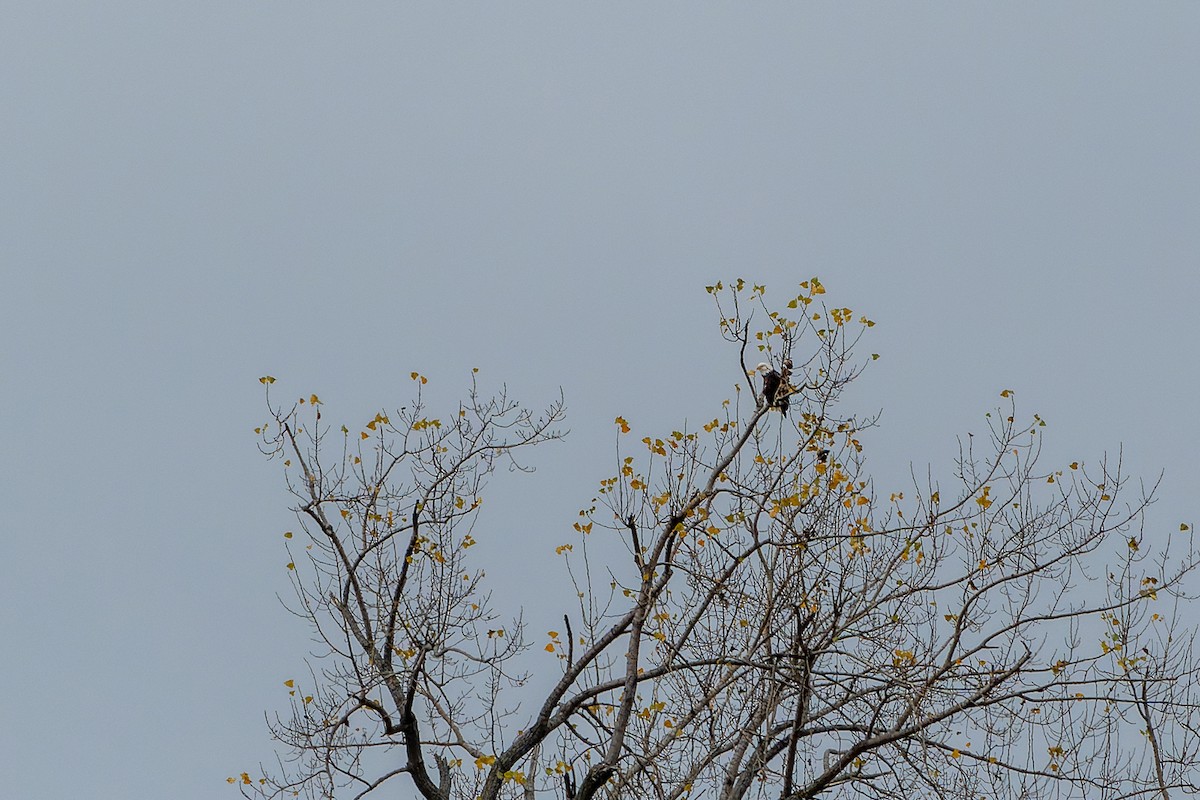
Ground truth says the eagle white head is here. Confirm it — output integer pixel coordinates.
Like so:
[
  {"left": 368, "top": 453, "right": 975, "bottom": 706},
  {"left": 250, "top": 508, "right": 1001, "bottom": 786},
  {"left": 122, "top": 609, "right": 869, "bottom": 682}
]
[{"left": 755, "top": 362, "right": 774, "bottom": 374}]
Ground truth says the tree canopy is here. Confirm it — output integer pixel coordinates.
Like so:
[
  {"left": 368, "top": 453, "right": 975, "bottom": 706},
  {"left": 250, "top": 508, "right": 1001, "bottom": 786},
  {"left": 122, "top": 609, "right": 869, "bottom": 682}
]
[{"left": 239, "top": 279, "right": 1199, "bottom": 800}]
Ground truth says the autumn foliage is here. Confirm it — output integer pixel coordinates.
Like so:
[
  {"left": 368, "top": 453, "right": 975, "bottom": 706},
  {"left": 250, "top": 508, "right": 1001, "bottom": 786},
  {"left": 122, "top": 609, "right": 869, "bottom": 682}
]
[{"left": 241, "top": 280, "right": 1199, "bottom": 800}]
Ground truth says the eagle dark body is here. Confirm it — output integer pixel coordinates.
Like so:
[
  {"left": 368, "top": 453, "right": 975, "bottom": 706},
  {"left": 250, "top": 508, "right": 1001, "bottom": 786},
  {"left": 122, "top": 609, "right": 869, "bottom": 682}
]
[
  {"left": 761, "top": 368, "right": 786, "bottom": 413},
  {"left": 757, "top": 358, "right": 793, "bottom": 415}
]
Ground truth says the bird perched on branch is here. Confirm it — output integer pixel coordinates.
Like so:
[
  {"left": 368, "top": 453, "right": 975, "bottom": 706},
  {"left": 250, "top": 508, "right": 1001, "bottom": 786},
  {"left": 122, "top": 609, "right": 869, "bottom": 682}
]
[{"left": 756, "top": 359, "right": 793, "bottom": 415}]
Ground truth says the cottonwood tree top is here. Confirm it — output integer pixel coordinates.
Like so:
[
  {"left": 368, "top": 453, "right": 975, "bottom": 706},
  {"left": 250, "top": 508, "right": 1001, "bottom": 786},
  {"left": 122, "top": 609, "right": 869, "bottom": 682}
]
[{"left": 236, "top": 279, "right": 1199, "bottom": 800}]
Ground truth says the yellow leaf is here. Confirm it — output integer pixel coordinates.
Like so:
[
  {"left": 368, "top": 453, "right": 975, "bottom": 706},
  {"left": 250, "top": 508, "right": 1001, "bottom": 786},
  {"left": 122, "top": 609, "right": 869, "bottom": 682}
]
[
  {"left": 976, "top": 487, "right": 993, "bottom": 509},
  {"left": 286, "top": 562, "right": 295, "bottom": 570},
  {"left": 283, "top": 531, "right": 292, "bottom": 539},
  {"left": 1000, "top": 389, "right": 1011, "bottom": 398},
  {"left": 309, "top": 394, "right": 321, "bottom": 405},
  {"left": 284, "top": 679, "right": 294, "bottom": 688},
  {"left": 259, "top": 376, "right": 276, "bottom": 384},
  {"left": 545, "top": 643, "right": 555, "bottom": 652},
  {"left": 304, "top": 695, "right": 313, "bottom": 704},
  {"left": 1182, "top": 523, "right": 1191, "bottom": 531},
  {"left": 361, "top": 431, "right": 369, "bottom": 440},
  {"left": 615, "top": 416, "right": 631, "bottom": 434}
]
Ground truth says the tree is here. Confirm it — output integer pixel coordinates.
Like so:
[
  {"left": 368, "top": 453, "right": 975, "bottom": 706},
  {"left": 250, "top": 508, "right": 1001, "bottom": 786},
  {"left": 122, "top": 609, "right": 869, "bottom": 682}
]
[{"left": 241, "top": 279, "right": 1199, "bottom": 800}]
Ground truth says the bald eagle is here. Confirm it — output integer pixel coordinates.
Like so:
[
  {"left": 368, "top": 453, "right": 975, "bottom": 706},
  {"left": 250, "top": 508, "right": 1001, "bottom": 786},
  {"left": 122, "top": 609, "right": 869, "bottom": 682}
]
[{"left": 756, "top": 361, "right": 790, "bottom": 415}]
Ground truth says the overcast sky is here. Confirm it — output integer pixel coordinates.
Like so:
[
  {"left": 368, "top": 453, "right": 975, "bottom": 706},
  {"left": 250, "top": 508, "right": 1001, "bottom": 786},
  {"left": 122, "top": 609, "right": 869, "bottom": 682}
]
[{"left": 2, "top": 4, "right": 1198, "bottom": 797}]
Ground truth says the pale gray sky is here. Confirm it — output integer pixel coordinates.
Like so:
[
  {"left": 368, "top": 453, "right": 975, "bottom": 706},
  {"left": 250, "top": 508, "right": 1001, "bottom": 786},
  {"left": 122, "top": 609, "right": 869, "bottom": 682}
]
[{"left": 2, "top": 4, "right": 1198, "bottom": 797}]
